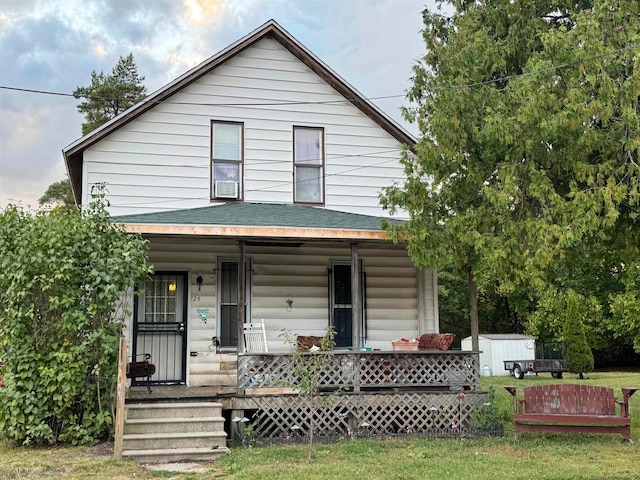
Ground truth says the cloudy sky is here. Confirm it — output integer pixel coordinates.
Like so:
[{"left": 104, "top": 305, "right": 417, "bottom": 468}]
[{"left": 0, "top": 0, "right": 436, "bottom": 208}]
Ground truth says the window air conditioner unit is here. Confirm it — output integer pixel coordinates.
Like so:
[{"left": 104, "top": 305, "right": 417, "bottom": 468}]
[{"left": 215, "top": 181, "right": 239, "bottom": 199}]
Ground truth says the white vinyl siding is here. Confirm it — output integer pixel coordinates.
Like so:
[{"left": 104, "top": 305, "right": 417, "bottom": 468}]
[
  {"left": 122, "top": 238, "right": 437, "bottom": 387},
  {"left": 83, "top": 37, "right": 407, "bottom": 217}
]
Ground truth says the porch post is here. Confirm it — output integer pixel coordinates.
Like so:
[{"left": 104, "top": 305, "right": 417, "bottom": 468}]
[
  {"left": 469, "top": 269, "right": 479, "bottom": 352},
  {"left": 113, "top": 336, "right": 127, "bottom": 460},
  {"left": 237, "top": 240, "right": 246, "bottom": 354},
  {"left": 351, "top": 243, "right": 361, "bottom": 350}
]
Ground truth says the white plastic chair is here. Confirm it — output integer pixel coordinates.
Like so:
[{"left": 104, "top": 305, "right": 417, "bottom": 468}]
[{"left": 244, "top": 319, "right": 268, "bottom": 353}]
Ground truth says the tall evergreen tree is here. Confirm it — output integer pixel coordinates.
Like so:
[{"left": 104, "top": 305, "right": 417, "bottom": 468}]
[
  {"left": 563, "top": 290, "right": 595, "bottom": 379},
  {"left": 41, "top": 54, "right": 148, "bottom": 208},
  {"left": 73, "top": 53, "right": 147, "bottom": 135}
]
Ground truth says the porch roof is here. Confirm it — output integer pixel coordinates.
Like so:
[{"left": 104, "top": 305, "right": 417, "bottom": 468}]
[{"left": 115, "top": 203, "right": 403, "bottom": 241}]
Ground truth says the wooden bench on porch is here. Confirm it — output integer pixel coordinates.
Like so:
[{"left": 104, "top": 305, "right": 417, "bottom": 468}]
[
  {"left": 505, "top": 384, "right": 639, "bottom": 441},
  {"left": 126, "top": 354, "right": 156, "bottom": 394}
]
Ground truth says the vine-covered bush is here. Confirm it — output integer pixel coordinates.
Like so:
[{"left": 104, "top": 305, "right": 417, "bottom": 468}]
[{"left": 0, "top": 186, "right": 151, "bottom": 445}]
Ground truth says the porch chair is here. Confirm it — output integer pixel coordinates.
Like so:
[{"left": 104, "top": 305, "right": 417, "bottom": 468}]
[
  {"left": 244, "top": 319, "right": 269, "bottom": 353},
  {"left": 126, "top": 353, "right": 156, "bottom": 394}
]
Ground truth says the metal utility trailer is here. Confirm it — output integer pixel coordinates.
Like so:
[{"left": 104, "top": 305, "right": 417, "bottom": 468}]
[{"left": 504, "top": 341, "right": 568, "bottom": 379}]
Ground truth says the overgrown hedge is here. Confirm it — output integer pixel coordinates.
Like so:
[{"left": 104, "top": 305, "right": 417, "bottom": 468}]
[{"left": 0, "top": 187, "right": 151, "bottom": 445}]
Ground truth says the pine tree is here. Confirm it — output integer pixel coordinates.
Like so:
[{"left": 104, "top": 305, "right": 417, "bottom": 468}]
[
  {"left": 73, "top": 53, "right": 147, "bottom": 135},
  {"left": 563, "top": 291, "right": 594, "bottom": 379}
]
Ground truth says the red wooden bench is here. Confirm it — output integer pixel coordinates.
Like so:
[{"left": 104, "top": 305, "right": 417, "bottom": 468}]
[{"left": 505, "top": 384, "right": 639, "bottom": 441}]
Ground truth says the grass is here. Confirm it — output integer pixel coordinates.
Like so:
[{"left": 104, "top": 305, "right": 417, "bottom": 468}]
[{"left": 1, "top": 370, "right": 639, "bottom": 479}]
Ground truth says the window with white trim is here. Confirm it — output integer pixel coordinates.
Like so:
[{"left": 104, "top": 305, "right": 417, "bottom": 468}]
[
  {"left": 211, "top": 121, "right": 243, "bottom": 200},
  {"left": 294, "top": 126, "right": 324, "bottom": 204}
]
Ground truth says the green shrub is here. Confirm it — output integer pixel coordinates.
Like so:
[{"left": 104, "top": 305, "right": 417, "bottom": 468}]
[{"left": 0, "top": 186, "right": 151, "bottom": 445}]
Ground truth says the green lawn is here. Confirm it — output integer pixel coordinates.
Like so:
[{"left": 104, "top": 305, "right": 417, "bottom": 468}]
[{"left": 1, "top": 371, "right": 639, "bottom": 480}]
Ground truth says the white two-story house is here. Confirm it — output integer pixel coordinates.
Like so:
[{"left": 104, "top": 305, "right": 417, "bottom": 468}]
[{"left": 63, "top": 20, "right": 441, "bottom": 389}]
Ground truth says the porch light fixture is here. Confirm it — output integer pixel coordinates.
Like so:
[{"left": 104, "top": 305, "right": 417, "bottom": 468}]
[
  {"left": 286, "top": 294, "right": 293, "bottom": 311},
  {"left": 168, "top": 281, "right": 177, "bottom": 292},
  {"left": 196, "top": 275, "right": 203, "bottom": 291}
]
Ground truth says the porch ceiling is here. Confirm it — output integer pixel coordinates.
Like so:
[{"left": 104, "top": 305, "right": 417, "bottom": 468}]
[{"left": 116, "top": 203, "right": 404, "bottom": 242}]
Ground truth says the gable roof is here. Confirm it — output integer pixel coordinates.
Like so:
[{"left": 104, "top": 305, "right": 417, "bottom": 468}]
[
  {"left": 62, "top": 19, "right": 416, "bottom": 205},
  {"left": 116, "top": 202, "right": 401, "bottom": 241}
]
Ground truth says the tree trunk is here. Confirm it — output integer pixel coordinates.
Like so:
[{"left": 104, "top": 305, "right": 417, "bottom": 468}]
[{"left": 307, "top": 396, "right": 315, "bottom": 464}]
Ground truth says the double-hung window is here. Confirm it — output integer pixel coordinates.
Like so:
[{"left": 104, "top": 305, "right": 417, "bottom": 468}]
[
  {"left": 294, "top": 126, "right": 324, "bottom": 204},
  {"left": 211, "top": 121, "right": 243, "bottom": 200}
]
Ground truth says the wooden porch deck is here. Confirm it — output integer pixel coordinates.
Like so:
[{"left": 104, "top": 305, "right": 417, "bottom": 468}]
[
  {"left": 126, "top": 350, "right": 486, "bottom": 443},
  {"left": 127, "top": 385, "right": 237, "bottom": 401}
]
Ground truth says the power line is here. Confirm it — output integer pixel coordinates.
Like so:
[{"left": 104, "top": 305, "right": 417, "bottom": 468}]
[
  {"left": 83, "top": 147, "right": 404, "bottom": 169},
  {"left": 1, "top": 43, "right": 636, "bottom": 105},
  {"left": 0, "top": 84, "right": 404, "bottom": 106},
  {"left": 85, "top": 154, "right": 405, "bottom": 208}
]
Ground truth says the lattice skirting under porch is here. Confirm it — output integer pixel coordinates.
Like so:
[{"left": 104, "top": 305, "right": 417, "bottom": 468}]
[
  {"left": 239, "top": 352, "right": 480, "bottom": 391},
  {"left": 236, "top": 390, "right": 488, "bottom": 442}
]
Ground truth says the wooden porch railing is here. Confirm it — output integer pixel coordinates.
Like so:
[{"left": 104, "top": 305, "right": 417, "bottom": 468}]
[{"left": 237, "top": 350, "right": 481, "bottom": 393}]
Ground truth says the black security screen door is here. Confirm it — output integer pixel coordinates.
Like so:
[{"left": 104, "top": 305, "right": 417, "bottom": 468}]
[
  {"left": 218, "top": 259, "right": 251, "bottom": 349},
  {"left": 133, "top": 272, "right": 187, "bottom": 385},
  {"left": 330, "top": 262, "right": 366, "bottom": 348},
  {"left": 219, "top": 261, "right": 238, "bottom": 348}
]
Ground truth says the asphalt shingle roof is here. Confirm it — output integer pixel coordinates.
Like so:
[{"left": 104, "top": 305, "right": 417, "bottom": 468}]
[{"left": 115, "top": 203, "right": 400, "bottom": 231}]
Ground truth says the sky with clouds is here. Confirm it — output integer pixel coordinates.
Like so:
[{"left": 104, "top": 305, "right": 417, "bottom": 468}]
[{"left": 0, "top": 0, "right": 437, "bottom": 208}]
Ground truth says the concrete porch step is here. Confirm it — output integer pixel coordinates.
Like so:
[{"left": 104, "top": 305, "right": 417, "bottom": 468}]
[
  {"left": 122, "top": 401, "right": 228, "bottom": 463},
  {"left": 189, "top": 371, "right": 237, "bottom": 388},
  {"left": 122, "top": 446, "right": 230, "bottom": 464},
  {"left": 123, "top": 431, "right": 227, "bottom": 451},
  {"left": 126, "top": 402, "right": 223, "bottom": 419},
  {"left": 124, "top": 416, "right": 225, "bottom": 434}
]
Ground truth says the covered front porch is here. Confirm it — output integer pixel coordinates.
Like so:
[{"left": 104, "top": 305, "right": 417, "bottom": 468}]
[
  {"left": 115, "top": 203, "right": 486, "bottom": 452},
  {"left": 119, "top": 203, "right": 442, "bottom": 390},
  {"left": 125, "top": 348, "right": 483, "bottom": 444}
]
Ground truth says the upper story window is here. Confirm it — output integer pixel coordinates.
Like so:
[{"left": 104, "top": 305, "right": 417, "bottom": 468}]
[
  {"left": 294, "top": 126, "right": 324, "bottom": 204},
  {"left": 211, "top": 121, "right": 243, "bottom": 200}
]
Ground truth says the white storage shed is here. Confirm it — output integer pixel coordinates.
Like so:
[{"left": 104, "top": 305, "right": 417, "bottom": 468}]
[{"left": 461, "top": 334, "right": 536, "bottom": 376}]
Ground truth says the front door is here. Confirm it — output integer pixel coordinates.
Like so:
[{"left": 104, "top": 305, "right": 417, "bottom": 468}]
[
  {"left": 330, "top": 261, "right": 365, "bottom": 348},
  {"left": 133, "top": 272, "right": 187, "bottom": 385},
  {"left": 217, "top": 258, "right": 252, "bottom": 350}
]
